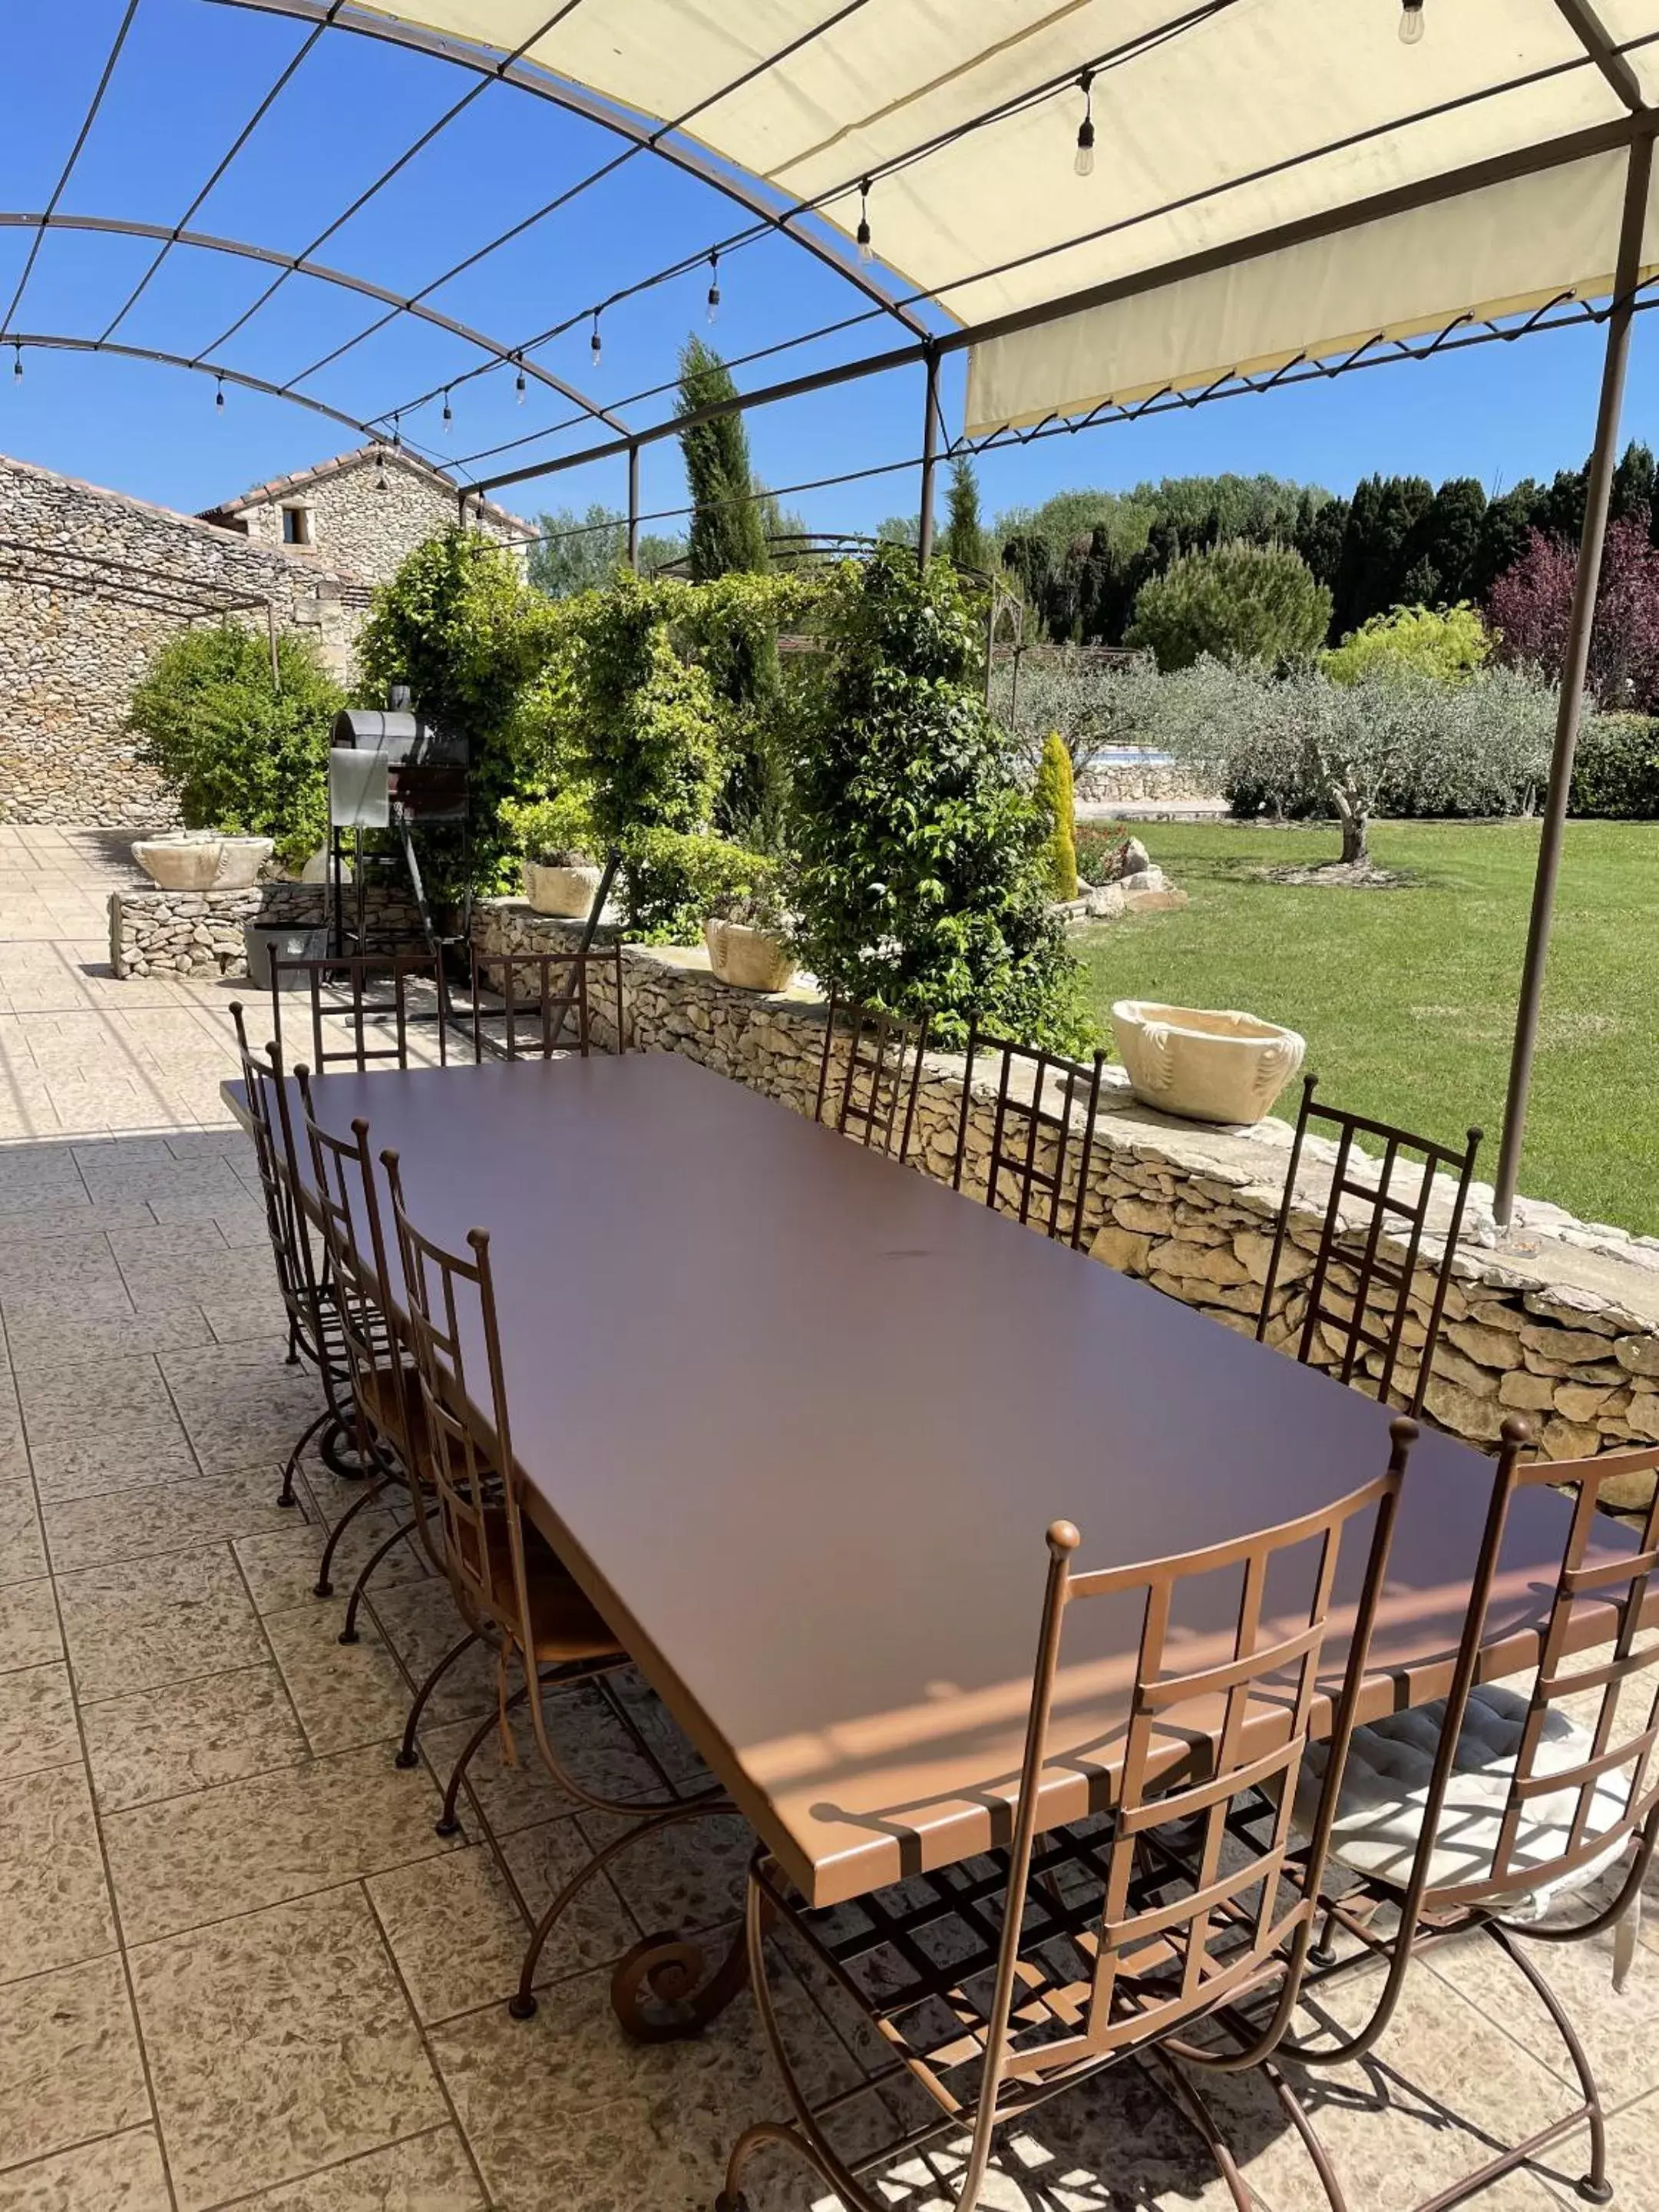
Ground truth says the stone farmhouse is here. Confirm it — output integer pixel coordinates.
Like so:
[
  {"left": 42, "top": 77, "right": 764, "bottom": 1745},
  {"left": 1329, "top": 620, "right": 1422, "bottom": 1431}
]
[{"left": 0, "top": 443, "right": 534, "bottom": 827}]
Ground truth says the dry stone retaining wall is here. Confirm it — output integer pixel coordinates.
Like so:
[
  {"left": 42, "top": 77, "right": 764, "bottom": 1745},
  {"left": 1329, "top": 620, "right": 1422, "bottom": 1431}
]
[
  {"left": 478, "top": 897, "right": 1659, "bottom": 1503},
  {"left": 1078, "top": 756, "right": 1215, "bottom": 805},
  {"left": 111, "top": 882, "right": 425, "bottom": 978}
]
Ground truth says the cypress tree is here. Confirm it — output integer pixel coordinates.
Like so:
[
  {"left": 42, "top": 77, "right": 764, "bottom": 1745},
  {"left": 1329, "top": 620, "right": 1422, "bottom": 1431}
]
[
  {"left": 677, "top": 337, "right": 770, "bottom": 582},
  {"left": 943, "top": 455, "right": 990, "bottom": 574}
]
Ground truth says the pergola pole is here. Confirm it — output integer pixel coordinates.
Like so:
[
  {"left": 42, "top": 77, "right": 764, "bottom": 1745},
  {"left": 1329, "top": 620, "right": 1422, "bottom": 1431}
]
[
  {"left": 917, "top": 347, "right": 940, "bottom": 570},
  {"left": 1494, "top": 127, "right": 1653, "bottom": 1229},
  {"left": 626, "top": 441, "right": 640, "bottom": 569}
]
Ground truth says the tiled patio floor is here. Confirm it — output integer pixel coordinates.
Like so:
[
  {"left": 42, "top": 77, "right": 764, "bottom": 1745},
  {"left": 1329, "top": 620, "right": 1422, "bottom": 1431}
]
[{"left": 2, "top": 825, "right": 1659, "bottom": 2210}]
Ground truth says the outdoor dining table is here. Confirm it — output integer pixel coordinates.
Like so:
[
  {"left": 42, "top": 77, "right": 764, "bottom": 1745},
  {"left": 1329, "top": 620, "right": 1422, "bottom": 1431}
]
[{"left": 229, "top": 1048, "right": 1628, "bottom": 1927}]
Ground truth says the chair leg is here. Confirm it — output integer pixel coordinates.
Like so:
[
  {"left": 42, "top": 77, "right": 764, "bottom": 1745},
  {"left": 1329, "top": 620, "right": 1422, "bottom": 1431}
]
[
  {"left": 395, "top": 1628, "right": 481, "bottom": 1770},
  {"left": 1489, "top": 1925, "right": 1612, "bottom": 2204},
  {"left": 435, "top": 1682, "right": 528, "bottom": 1837},
  {"left": 338, "top": 1517, "right": 419, "bottom": 1645},
  {"left": 1144, "top": 2052, "right": 1272, "bottom": 2212},
  {"left": 286, "top": 1318, "right": 301, "bottom": 1366},
  {"left": 277, "top": 1403, "right": 332, "bottom": 1509},
  {"left": 312, "top": 1469, "right": 395, "bottom": 1599}
]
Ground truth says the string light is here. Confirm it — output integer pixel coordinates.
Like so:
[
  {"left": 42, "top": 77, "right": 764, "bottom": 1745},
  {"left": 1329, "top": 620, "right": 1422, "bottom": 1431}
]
[
  {"left": 375, "top": 445, "right": 387, "bottom": 491},
  {"left": 1399, "top": 0, "right": 1425, "bottom": 42},
  {"left": 590, "top": 310, "right": 603, "bottom": 365},
  {"left": 1074, "top": 68, "right": 1096, "bottom": 177},
  {"left": 706, "top": 250, "right": 721, "bottom": 326},
  {"left": 215, "top": 373, "right": 225, "bottom": 412},
  {"left": 856, "top": 177, "right": 873, "bottom": 263},
  {"left": 514, "top": 356, "right": 526, "bottom": 405},
  {"left": 12, "top": 343, "right": 21, "bottom": 385},
  {"left": 392, "top": 411, "right": 402, "bottom": 451},
  {"left": 441, "top": 387, "right": 452, "bottom": 432}
]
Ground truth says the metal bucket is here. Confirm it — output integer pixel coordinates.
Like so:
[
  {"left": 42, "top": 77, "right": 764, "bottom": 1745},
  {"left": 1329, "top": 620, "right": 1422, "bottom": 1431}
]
[{"left": 243, "top": 923, "right": 328, "bottom": 992}]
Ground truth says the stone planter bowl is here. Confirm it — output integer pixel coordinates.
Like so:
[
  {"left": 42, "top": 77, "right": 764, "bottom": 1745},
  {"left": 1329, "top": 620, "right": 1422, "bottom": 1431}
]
[
  {"left": 131, "top": 835, "right": 224, "bottom": 891},
  {"left": 212, "top": 836, "right": 275, "bottom": 890},
  {"left": 525, "top": 859, "right": 603, "bottom": 918},
  {"left": 703, "top": 918, "right": 798, "bottom": 994},
  {"left": 1111, "top": 1000, "right": 1305, "bottom": 1127}
]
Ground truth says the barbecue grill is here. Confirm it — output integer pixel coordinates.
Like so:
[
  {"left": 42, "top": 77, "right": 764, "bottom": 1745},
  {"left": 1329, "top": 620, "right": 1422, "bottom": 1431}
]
[{"left": 326, "top": 684, "right": 471, "bottom": 956}]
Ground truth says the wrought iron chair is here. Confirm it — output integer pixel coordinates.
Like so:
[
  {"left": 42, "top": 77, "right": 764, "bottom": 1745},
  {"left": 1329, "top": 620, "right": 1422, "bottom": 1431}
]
[
  {"left": 715, "top": 1424, "right": 1413, "bottom": 2212},
  {"left": 381, "top": 1152, "right": 735, "bottom": 2027},
  {"left": 272, "top": 952, "right": 448, "bottom": 1073},
  {"left": 1278, "top": 1420, "right": 1659, "bottom": 2210},
  {"left": 467, "top": 942, "right": 625, "bottom": 1060},
  {"left": 952, "top": 1025, "right": 1107, "bottom": 1246},
  {"left": 228, "top": 1004, "right": 358, "bottom": 1506},
  {"left": 1255, "top": 1074, "right": 1481, "bottom": 1417},
  {"left": 813, "top": 986, "right": 930, "bottom": 1162}
]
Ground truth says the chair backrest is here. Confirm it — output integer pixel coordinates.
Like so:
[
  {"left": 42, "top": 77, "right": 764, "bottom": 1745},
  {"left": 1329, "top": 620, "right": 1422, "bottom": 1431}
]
[
  {"left": 953, "top": 1027, "right": 1106, "bottom": 1248},
  {"left": 230, "top": 1003, "right": 319, "bottom": 1332},
  {"left": 814, "top": 987, "right": 930, "bottom": 1162},
  {"left": 973, "top": 1423, "right": 1409, "bottom": 2111},
  {"left": 1397, "top": 1421, "right": 1659, "bottom": 1916},
  {"left": 468, "top": 944, "right": 625, "bottom": 1061},
  {"left": 381, "top": 1154, "right": 531, "bottom": 1642},
  {"left": 296, "top": 1070, "right": 401, "bottom": 1437},
  {"left": 273, "top": 954, "right": 445, "bottom": 1074},
  {"left": 1255, "top": 1074, "right": 1480, "bottom": 1417}
]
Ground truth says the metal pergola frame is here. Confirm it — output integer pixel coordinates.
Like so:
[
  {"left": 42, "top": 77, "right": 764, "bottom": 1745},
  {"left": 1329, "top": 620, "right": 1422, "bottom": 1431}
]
[{"left": 6, "top": 0, "right": 1657, "bottom": 1225}]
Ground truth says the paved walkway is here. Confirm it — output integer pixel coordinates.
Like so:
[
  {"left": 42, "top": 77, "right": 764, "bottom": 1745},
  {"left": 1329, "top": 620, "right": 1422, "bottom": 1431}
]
[{"left": 1, "top": 825, "right": 1657, "bottom": 2211}]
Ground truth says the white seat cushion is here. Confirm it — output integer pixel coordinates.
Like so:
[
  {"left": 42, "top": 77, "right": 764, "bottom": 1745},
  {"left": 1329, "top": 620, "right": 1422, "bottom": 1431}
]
[{"left": 1296, "top": 1683, "right": 1631, "bottom": 1921}]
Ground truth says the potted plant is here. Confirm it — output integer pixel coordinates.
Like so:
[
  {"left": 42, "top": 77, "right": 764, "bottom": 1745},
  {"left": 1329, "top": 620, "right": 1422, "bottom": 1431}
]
[
  {"left": 704, "top": 869, "right": 797, "bottom": 993},
  {"left": 507, "top": 792, "right": 604, "bottom": 918}
]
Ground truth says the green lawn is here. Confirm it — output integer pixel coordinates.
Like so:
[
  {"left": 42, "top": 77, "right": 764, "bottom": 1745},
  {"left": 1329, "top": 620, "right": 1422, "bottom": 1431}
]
[{"left": 1072, "top": 819, "right": 1659, "bottom": 1235}]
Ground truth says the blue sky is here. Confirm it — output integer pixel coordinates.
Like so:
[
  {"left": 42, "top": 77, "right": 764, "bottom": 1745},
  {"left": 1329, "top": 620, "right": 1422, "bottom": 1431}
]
[{"left": 2, "top": 0, "right": 1654, "bottom": 544}]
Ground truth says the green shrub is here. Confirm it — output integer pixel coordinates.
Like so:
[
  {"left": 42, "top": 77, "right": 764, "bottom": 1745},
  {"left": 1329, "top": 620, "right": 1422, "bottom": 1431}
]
[
  {"left": 619, "top": 828, "right": 772, "bottom": 943},
  {"left": 1076, "top": 823, "right": 1133, "bottom": 886},
  {"left": 1127, "top": 540, "right": 1331, "bottom": 671},
  {"left": 1323, "top": 602, "right": 1492, "bottom": 685},
  {"left": 127, "top": 624, "right": 342, "bottom": 871},
  {"left": 1569, "top": 714, "right": 1659, "bottom": 818},
  {"left": 788, "top": 546, "right": 1089, "bottom": 1050},
  {"left": 498, "top": 787, "right": 598, "bottom": 865},
  {"left": 1034, "top": 732, "right": 1078, "bottom": 899}
]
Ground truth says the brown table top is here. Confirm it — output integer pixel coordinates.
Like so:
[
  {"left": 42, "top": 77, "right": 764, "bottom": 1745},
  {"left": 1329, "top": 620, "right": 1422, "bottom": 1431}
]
[{"left": 233, "top": 1052, "right": 1621, "bottom": 1908}]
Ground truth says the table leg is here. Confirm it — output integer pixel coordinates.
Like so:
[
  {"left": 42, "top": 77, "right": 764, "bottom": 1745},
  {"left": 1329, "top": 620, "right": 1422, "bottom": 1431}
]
[{"left": 609, "top": 1919, "right": 754, "bottom": 2042}]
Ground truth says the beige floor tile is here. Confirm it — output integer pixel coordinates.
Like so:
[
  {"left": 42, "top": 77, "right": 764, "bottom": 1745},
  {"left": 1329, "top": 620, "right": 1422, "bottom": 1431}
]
[
  {"left": 131, "top": 1885, "right": 445, "bottom": 2212},
  {"left": 57, "top": 1543, "right": 265, "bottom": 1704},
  {"left": 234, "top": 1506, "right": 425, "bottom": 1617},
  {"left": 0, "top": 1483, "right": 47, "bottom": 1589},
  {"left": 0, "top": 2125, "right": 171, "bottom": 2211},
  {"left": 5, "top": 1304, "right": 215, "bottom": 1374},
  {"left": 263, "top": 1602, "right": 412, "bottom": 1756},
  {"left": 573, "top": 1806, "right": 752, "bottom": 1940},
  {"left": 0, "top": 1956, "right": 149, "bottom": 2173},
  {"left": 226, "top": 2127, "right": 484, "bottom": 2211},
  {"left": 157, "top": 1342, "right": 322, "bottom": 1474},
  {"left": 367, "top": 1579, "right": 499, "bottom": 1733},
  {"left": 0, "top": 1763, "right": 117, "bottom": 1985},
  {"left": 1426, "top": 1916, "right": 1659, "bottom": 2119},
  {"left": 104, "top": 1739, "right": 458, "bottom": 1945},
  {"left": 0, "top": 1581, "right": 63, "bottom": 1675},
  {"left": 44, "top": 1463, "right": 294, "bottom": 1572},
  {"left": 19, "top": 1356, "right": 196, "bottom": 1502},
  {"left": 419, "top": 1704, "right": 581, "bottom": 1839},
  {"left": 81, "top": 1662, "right": 308, "bottom": 1813},
  {"left": 371, "top": 1819, "right": 636, "bottom": 2025},
  {"left": 0, "top": 1663, "right": 79, "bottom": 1781}
]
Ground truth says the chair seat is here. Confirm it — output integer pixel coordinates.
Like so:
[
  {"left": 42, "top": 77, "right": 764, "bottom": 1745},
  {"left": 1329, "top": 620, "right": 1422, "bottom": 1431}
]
[
  {"left": 455, "top": 1509, "right": 623, "bottom": 1664},
  {"left": 1297, "top": 1683, "right": 1629, "bottom": 1918}
]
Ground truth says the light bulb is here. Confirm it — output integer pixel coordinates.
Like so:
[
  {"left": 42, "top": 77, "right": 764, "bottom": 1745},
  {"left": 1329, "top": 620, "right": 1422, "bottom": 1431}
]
[
  {"left": 514, "top": 362, "right": 526, "bottom": 405},
  {"left": 1399, "top": 0, "right": 1425, "bottom": 43},
  {"left": 12, "top": 347, "right": 21, "bottom": 384},
  {"left": 441, "top": 389, "right": 452, "bottom": 432},
  {"left": 590, "top": 316, "right": 602, "bottom": 364},
  {"left": 375, "top": 449, "right": 388, "bottom": 491},
  {"left": 857, "top": 179, "right": 873, "bottom": 263},
  {"left": 706, "top": 253, "right": 720, "bottom": 325},
  {"left": 1074, "top": 70, "right": 1096, "bottom": 178},
  {"left": 215, "top": 378, "right": 225, "bottom": 411}
]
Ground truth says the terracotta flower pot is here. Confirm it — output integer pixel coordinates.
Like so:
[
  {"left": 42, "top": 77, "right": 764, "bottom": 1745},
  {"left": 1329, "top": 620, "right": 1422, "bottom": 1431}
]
[
  {"left": 1111, "top": 1000, "right": 1305, "bottom": 1126},
  {"left": 703, "top": 918, "right": 797, "bottom": 993},
  {"left": 525, "top": 860, "right": 603, "bottom": 918},
  {"left": 131, "top": 835, "right": 224, "bottom": 891}
]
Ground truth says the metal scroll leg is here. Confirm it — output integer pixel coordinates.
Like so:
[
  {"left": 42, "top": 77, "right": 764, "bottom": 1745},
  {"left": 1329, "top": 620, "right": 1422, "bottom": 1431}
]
[
  {"left": 1489, "top": 1925, "right": 1612, "bottom": 2206},
  {"left": 435, "top": 1681, "right": 529, "bottom": 1837},
  {"left": 312, "top": 1468, "right": 395, "bottom": 1599},
  {"left": 338, "top": 1516, "right": 419, "bottom": 1645},
  {"left": 395, "top": 1628, "right": 481, "bottom": 1771},
  {"left": 277, "top": 1402, "right": 332, "bottom": 1509}
]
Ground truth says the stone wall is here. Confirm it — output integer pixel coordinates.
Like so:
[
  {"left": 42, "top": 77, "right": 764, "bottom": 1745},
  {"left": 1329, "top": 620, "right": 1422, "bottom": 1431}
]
[
  {"left": 1078, "top": 754, "right": 1215, "bottom": 805},
  {"left": 111, "top": 881, "right": 426, "bottom": 979},
  {"left": 476, "top": 898, "right": 1659, "bottom": 1503},
  {"left": 0, "top": 452, "right": 362, "bottom": 827},
  {"left": 224, "top": 450, "right": 530, "bottom": 584}
]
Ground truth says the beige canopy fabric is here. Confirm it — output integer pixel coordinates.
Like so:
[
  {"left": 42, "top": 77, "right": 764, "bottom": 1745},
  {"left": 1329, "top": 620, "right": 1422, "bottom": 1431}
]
[{"left": 329, "top": 0, "right": 1659, "bottom": 434}]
